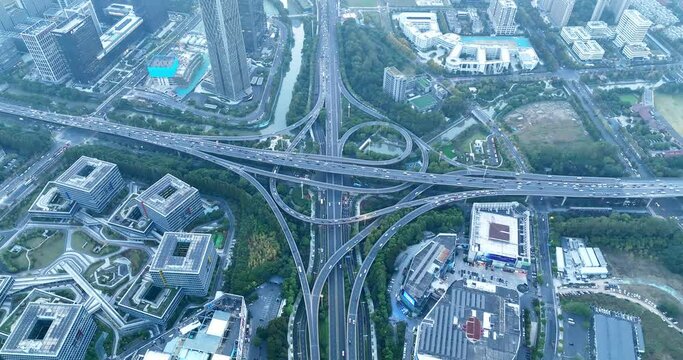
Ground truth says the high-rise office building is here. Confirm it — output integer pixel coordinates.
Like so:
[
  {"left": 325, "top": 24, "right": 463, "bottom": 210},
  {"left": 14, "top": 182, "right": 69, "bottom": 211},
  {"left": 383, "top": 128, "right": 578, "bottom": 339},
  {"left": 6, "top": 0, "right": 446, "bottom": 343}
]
[
  {"left": 548, "top": 0, "right": 575, "bottom": 27},
  {"left": 150, "top": 232, "right": 217, "bottom": 296},
  {"left": 199, "top": 0, "right": 253, "bottom": 101},
  {"left": 0, "top": 303, "right": 95, "bottom": 360},
  {"left": 52, "top": 15, "right": 103, "bottom": 83},
  {"left": 54, "top": 156, "right": 124, "bottom": 212},
  {"left": 21, "top": 20, "right": 70, "bottom": 83},
  {"left": 538, "top": 0, "right": 554, "bottom": 12},
  {"left": 383, "top": 66, "right": 409, "bottom": 102},
  {"left": 18, "top": 0, "right": 52, "bottom": 17},
  {"left": 607, "top": 0, "right": 631, "bottom": 24},
  {"left": 63, "top": 0, "right": 102, "bottom": 35},
  {"left": 136, "top": 174, "right": 203, "bottom": 232},
  {"left": 129, "top": 0, "right": 168, "bottom": 33},
  {"left": 488, "top": 0, "right": 517, "bottom": 35},
  {"left": 613, "top": 9, "right": 652, "bottom": 47},
  {"left": 591, "top": 0, "right": 607, "bottom": 21},
  {"left": 239, "top": 0, "right": 266, "bottom": 55}
]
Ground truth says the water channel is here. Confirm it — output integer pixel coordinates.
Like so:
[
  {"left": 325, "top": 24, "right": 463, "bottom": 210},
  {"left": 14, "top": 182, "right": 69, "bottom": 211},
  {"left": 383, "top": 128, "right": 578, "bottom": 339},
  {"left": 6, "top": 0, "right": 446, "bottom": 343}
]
[{"left": 260, "top": 0, "right": 305, "bottom": 134}]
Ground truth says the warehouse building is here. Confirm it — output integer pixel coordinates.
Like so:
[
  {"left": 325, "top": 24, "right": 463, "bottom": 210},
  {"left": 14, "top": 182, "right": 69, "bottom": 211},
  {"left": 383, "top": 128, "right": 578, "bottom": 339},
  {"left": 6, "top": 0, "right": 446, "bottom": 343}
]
[
  {"left": 150, "top": 232, "right": 217, "bottom": 296},
  {"left": 594, "top": 310, "right": 645, "bottom": 360},
  {"left": 399, "top": 234, "right": 457, "bottom": 314},
  {"left": 54, "top": 156, "right": 124, "bottom": 213},
  {"left": 558, "top": 238, "right": 609, "bottom": 282},
  {"left": 467, "top": 202, "right": 531, "bottom": 272},
  {"left": 0, "top": 302, "right": 95, "bottom": 360},
  {"left": 136, "top": 174, "right": 202, "bottom": 232}
]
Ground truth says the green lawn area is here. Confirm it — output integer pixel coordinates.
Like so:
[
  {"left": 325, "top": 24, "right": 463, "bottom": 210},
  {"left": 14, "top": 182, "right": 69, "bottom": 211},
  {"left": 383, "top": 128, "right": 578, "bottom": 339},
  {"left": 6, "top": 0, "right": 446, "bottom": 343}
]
[
  {"left": 0, "top": 230, "right": 65, "bottom": 273},
  {"left": 619, "top": 93, "right": 639, "bottom": 106},
  {"left": 213, "top": 233, "right": 225, "bottom": 249},
  {"left": 121, "top": 249, "right": 149, "bottom": 276},
  {"left": 563, "top": 293, "right": 683, "bottom": 360},
  {"left": 655, "top": 92, "right": 683, "bottom": 136},
  {"left": 344, "top": 0, "right": 377, "bottom": 6},
  {"left": 456, "top": 127, "right": 490, "bottom": 154},
  {"left": 72, "top": 231, "right": 120, "bottom": 257}
]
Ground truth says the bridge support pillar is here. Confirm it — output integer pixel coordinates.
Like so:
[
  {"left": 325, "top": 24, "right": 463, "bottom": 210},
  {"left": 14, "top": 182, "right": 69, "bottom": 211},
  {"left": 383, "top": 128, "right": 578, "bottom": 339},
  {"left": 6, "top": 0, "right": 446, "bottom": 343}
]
[
  {"left": 561, "top": 197, "right": 567, "bottom": 206},
  {"left": 647, "top": 198, "right": 653, "bottom": 207}
]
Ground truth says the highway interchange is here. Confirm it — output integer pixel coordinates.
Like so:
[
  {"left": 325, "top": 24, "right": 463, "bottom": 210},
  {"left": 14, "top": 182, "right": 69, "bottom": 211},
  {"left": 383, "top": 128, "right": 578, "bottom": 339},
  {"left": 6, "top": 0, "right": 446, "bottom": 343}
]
[{"left": 3, "top": 1, "right": 683, "bottom": 359}]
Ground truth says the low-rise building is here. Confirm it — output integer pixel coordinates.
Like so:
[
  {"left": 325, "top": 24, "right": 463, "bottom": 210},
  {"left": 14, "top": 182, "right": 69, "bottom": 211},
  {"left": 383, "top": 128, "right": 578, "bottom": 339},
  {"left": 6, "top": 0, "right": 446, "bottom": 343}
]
[
  {"left": 594, "top": 310, "right": 644, "bottom": 360},
  {"left": 561, "top": 26, "right": 591, "bottom": 44},
  {"left": 622, "top": 42, "right": 651, "bottom": 59},
  {"left": 28, "top": 182, "right": 78, "bottom": 219},
  {"left": 585, "top": 21, "right": 614, "bottom": 39},
  {"left": 143, "top": 293, "right": 248, "bottom": 359},
  {"left": 0, "top": 302, "right": 95, "bottom": 360},
  {"left": 136, "top": 174, "right": 202, "bottom": 232},
  {"left": 413, "top": 281, "right": 521, "bottom": 360},
  {"left": 559, "top": 237, "right": 609, "bottom": 280},
  {"left": 54, "top": 156, "right": 124, "bottom": 213},
  {"left": 445, "top": 43, "right": 511, "bottom": 75},
  {"left": 467, "top": 202, "right": 531, "bottom": 272},
  {"left": 117, "top": 266, "right": 183, "bottom": 324},
  {"left": 399, "top": 234, "right": 457, "bottom": 313},
  {"left": 150, "top": 232, "right": 217, "bottom": 296},
  {"left": 573, "top": 40, "right": 605, "bottom": 61}
]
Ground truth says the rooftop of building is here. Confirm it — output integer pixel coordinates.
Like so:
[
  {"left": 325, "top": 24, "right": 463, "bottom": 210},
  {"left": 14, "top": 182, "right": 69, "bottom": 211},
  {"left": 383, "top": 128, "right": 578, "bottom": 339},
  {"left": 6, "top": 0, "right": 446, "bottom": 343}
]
[
  {"left": 594, "top": 313, "right": 638, "bottom": 360},
  {"left": 0, "top": 302, "right": 84, "bottom": 357},
  {"left": 137, "top": 174, "right": 199, "bottom": 216},
  {"left": 20, "top": 19, "right": 56, "bottom": 36},
  {"left": 107, "top": 193, "right": 153, "bottom": 234},
  {"left": 28, "top": 181, "right": 77, "bottom": 214},
  {"left": 158, "top": 294, "right": 246, "bottom": 358},
  {"left": 385, "top": 66, "right": 405, "bottom": 78},
  {"left": 149, "top": 55, "right": 179, "bottom": 69},
  {"left": 117, "top": 267, "right": 182, "bottom": 319},
  {"left": 470, "top": 202, "right": 530, "bottom": 261},
  {"left": 100, "top": 12, "right": 142, "bottom": 53},
  {"left": 150, "top": 232, "right": 212, "bottom": 274},
  {"left": 622, "top": 9, "right": 653, "bottom": 27},
  {"left": 403, "top": 234, "right": 457, "bottom": 301},
  {"left": 52, "top": 15, "right": 87, "bottom": 34},
  {"left": 574, "top": 40, "right": 604, "bottom": 53},
  {"left": 415, "top": 281, "right": 520, "bottom": 360},
  {"left": 561, "top": 26, "right": 591, "bottom": 42},
  {"left": 54, "top": 156, "right": 118, "bottom": 192}
]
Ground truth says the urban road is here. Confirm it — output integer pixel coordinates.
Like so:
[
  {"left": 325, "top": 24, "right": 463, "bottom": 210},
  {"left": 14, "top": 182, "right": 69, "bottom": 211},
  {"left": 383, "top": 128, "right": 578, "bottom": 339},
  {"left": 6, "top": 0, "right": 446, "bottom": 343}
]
[{"left": 2, "top": 4, "right": 683, "bottom": 360}]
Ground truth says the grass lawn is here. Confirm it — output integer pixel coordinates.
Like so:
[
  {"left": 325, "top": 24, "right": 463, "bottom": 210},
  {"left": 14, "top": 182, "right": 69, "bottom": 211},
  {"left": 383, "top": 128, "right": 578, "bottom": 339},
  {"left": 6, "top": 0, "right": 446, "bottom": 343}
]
[
  {"left": 344, "top": 0, "right": 377, "bottom": 6},
  {"left": 619, "top": 93, "right": 639, "bottom": 106},
  {"left": 503, "top": 101, "right": 592, "bottom": 147},
  {"left": 121, "top": 249, "right": 149, "bottom": 276},
  {"left": 72, "top": 231, "right": 120, "bottom": 257},
  {"left": 564, "top": 294, "right": 683, "bottom": 360},
  {"left": 655, "top": 92, "right": 683, "bottom": 136},
  {"left": 455, "top": 127, "right": 490, "bottom": 154},
  {"left": 435, "top": 142, "right": 457, "bottom": 159},
  {"left": 0, "top": 230, "right": 65, "bottom": 272}
]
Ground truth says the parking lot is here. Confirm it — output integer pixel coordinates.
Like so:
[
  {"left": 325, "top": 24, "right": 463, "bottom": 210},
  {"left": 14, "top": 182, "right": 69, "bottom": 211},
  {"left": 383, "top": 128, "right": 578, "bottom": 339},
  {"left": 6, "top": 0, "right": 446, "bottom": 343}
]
[{"left": 246, "top": 280, "right": 283, "bottom": 360}]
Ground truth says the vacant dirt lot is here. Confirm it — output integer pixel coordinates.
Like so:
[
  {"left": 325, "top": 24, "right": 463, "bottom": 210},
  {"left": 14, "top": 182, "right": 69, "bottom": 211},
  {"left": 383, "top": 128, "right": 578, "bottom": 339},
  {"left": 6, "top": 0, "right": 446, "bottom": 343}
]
[{"left": 502, "top": 101, "right": 591, "bottom": 146}]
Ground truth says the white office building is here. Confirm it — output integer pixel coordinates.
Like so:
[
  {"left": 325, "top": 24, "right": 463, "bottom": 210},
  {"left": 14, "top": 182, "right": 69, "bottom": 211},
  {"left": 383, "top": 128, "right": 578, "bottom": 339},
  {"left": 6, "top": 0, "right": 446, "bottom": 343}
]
[
  {"left": 560, "top": 26, "right": 591, "bottom": 44},
  {"left": 573, "top": 40, "right": 605, "bottom": 61},
  {"left": 20, "top": 20, "right": 70, "bottom": 83},
  {"left": 445, "top": 43, "right": 511, "bottom": 75},
  {"left": 614, "top": 9, "right": 652, "bottom": 48},
  {"left": 150, "top": 232, "right": 217, "bottom": 296},
  {"left": 383, "top": 67, "right": 409, "bottom": 102},
  {"left": 54, "top": 156, "right": 124, "bottom": 213},
  {"left": 488, "top": 0, "right": 517, "bottom": 35},
  {"left": 622, "top": 42, "right": 651, "bottom": 59},
  {"left": 585, "top": 21, "right": 615, "bottom": 39},
  {"left": 397, "top": 12, "right": 441, "bottom": 51},
  {"left": 548, "top": 0, "right": 575, "bottom": 28},
  {"left": 137, "top": 174, "right": 203, "bottom": 232}
]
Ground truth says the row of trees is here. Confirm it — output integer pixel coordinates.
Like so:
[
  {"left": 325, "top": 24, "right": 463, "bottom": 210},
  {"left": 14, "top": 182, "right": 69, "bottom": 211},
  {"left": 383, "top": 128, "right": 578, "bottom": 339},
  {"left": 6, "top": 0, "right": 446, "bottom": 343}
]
[
  {"left": 551, "top": 213, "right": 683, "bottom": 276},
  {"left": 0, "top": 123, "right": 52, "bottom": 157},
  {"left": 523, "top": 142, "right": 625, "bottom": 177},
  {"left": 286, "top": 19, "right": 316, "bottom": 125}
]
